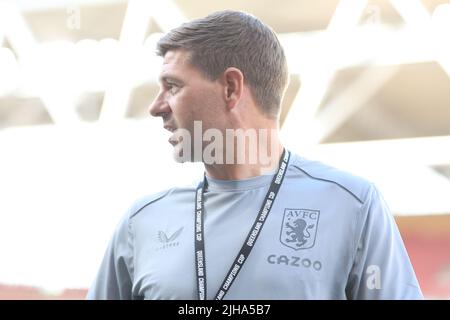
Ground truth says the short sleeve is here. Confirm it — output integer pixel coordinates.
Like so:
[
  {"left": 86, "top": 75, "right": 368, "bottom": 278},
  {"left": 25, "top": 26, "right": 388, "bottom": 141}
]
[
  {"left": 86, "top": 212, "right": 134, "bottom": 300},
  {"left": 346, "top": 184, "right": 423, "bottom": 299}
]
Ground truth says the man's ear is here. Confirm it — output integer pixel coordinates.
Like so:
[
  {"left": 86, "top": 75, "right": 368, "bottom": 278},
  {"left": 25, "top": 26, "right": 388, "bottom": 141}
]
[{"left": 221, "top": 67, "right": 244, "bottom": 110}]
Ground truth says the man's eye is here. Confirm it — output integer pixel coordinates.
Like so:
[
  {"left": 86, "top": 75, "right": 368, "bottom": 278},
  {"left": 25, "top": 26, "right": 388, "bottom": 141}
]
[{"left": 167, "top": 83, "right": 179, "bottom": 94}]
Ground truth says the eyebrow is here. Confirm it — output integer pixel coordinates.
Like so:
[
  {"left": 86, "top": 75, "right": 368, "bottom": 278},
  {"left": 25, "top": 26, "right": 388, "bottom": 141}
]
[{"left": 159, "top": 74, "right": 184, "bottom": 85}]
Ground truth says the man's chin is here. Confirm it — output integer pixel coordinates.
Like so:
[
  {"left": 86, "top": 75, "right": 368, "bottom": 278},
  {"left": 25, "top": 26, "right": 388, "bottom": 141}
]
[
  {"left": 171, "top": 142, "right": 192, "bottom": 163},
  {"left": 170, "top": 142, "right": 204, "bottom": 163}
]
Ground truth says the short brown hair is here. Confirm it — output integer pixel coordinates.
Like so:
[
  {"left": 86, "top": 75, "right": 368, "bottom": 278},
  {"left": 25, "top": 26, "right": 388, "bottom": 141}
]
[{"left": 156, "top": 10, "right": 289, "bottom": 119}]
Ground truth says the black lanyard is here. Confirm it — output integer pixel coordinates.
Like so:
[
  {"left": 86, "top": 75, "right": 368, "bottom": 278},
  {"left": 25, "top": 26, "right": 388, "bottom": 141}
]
[{"left": 194, "top": 149, "right": 290, "bottom": 300}]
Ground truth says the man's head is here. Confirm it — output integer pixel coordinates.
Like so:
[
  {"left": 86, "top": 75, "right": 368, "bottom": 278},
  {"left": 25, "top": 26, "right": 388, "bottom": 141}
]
[
  {"left": 154, "top": 10, "right": 288, "bottom": 119},
  {"left": 149, "top": 10, "right": 288, "bottom": 163}
]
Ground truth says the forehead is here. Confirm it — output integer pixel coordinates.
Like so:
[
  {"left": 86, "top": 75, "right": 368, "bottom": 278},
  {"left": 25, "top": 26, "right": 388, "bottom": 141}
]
[
  {"left": 159, "top": 50, "right": 210, "bottom": 84},
  {"left": 162, "top": 50, "right": 191, "bottom": 67},
  {"left": 160, "top": 50, "right": 193, "bottom": 78}
]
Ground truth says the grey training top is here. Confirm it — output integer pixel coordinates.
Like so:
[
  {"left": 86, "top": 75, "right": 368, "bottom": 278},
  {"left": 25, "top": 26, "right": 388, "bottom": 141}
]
[{"left": 87, "top": 152, "right": 423, "bottom": 300}]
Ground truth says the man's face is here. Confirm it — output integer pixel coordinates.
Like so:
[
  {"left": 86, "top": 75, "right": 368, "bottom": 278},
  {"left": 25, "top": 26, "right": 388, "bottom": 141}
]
[{"left": 149, "top": 50, "right": 225, "bottom": 160}]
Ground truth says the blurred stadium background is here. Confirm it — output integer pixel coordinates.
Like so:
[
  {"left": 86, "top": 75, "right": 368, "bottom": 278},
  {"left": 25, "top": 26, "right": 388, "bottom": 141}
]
[{"left": 0, "top": 0, "right": 449, "bottom": 299}]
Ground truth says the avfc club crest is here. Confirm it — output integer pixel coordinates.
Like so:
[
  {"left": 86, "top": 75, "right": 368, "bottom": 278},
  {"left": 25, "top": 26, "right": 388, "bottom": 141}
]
[{"left": 280, "top": 208, "right": 320, "bottom": 250}]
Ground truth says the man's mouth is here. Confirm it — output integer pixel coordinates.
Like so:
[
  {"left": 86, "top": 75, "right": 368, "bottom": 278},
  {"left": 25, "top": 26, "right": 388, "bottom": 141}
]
[
  {"left": 164, "top": 125, "right": 179, "bottom": 146},
  {"left": 164, "top": 125, "right": 176, "bottom": 133}
]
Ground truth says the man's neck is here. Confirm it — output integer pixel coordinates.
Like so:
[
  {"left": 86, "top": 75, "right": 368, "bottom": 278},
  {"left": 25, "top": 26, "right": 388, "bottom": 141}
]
[{"left": 204, "top": 141, "right": 284, "bottom": 180}]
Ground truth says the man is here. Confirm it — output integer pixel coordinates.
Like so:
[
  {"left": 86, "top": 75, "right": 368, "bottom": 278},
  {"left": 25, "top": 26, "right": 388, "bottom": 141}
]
[{"left": 87, "top": 10, "right": 422, "bottom": 300}]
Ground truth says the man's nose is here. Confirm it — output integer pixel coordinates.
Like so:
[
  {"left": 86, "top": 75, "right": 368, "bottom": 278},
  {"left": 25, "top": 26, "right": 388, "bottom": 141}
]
[{"left": 149, "top": 91, "right": 170, "bottom": 117}]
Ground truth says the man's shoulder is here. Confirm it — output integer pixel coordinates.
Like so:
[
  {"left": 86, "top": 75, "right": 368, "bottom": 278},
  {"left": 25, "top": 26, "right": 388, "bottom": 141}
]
[
  {"left": 289, "top": 152, "right": 373, "bottom": 204},
  {"left": 127, "top": 184, "right": 197, "bottom": 219}
]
